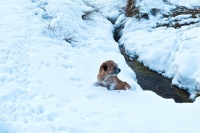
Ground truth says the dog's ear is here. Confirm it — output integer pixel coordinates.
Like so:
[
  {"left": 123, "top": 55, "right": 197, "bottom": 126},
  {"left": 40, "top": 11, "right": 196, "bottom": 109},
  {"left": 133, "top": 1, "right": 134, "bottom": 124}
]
[{"left": 103, "top": 64, "right": 108, "bottom": 71}]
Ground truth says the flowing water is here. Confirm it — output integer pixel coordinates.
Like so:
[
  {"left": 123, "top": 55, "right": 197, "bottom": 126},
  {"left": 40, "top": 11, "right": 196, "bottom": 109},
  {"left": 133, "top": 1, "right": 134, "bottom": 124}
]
[
  {"left": 113, "top": 23, "right": 192, "bottom": 103},
  {"left": 119, "top": 47, "right": 192, "bottom": 103}
]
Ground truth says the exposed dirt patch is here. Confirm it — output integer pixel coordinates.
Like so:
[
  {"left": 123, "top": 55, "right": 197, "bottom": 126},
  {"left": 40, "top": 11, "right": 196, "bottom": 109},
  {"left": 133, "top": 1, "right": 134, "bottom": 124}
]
[
  {"left": 171, "top": 6, "right": 200, "bottom": 17},
  {"left": 156, "top": 6, "right": 200, "bottom": 29}
]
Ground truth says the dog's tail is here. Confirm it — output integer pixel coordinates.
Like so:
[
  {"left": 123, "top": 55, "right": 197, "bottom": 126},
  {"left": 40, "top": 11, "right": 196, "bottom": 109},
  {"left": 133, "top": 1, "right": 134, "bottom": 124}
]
[{"left": 125, "top": 82, "right": 131, "bottom": 89}]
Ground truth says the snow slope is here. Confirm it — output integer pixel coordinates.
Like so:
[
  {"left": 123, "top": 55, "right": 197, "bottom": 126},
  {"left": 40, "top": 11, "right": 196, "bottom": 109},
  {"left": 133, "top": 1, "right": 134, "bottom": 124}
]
[
  {"left": 118, "top": 0, "right": 200, "bottom": 98},
  {"left": 170, "top": 0, "right": 200, "bottom": 7},
  {"left": 0, "top": 0, "right": 200, "bottom": 133}
]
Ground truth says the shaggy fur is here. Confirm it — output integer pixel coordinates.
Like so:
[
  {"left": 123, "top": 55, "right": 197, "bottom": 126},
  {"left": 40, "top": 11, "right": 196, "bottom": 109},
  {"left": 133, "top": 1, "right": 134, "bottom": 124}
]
[{"left": 97, "top": 60, "right": 131, "bottom": 90}]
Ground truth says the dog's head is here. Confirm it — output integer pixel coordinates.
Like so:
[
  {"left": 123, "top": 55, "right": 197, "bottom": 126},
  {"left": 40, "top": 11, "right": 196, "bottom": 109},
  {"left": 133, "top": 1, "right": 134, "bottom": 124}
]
[{"left": 101, "top": 60, "right": 121, "bottom": 76}]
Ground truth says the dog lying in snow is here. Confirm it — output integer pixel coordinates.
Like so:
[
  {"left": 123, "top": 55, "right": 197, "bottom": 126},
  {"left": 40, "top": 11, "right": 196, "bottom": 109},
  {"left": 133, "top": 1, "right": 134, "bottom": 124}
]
[{"left": 97, "top": 60, "right": 131, "bottom": 90}]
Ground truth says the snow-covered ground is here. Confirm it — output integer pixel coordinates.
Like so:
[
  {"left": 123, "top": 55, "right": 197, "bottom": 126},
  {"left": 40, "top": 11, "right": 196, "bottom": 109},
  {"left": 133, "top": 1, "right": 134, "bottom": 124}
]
[
  {"left": 0, "top": 0, "right": 200, "bottom": 132},
  {"left": 169, "top": 0, "right": 200, "bottom": 7},
  {"left": 117, "top": 0, "right": 200, "bottom": 98}
]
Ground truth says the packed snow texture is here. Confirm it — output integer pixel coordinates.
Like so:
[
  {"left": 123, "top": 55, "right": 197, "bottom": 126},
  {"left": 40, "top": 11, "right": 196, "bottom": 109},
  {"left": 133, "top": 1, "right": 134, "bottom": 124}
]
[{"left": 0, "top": 0, "right": 200, "bottom": 133}]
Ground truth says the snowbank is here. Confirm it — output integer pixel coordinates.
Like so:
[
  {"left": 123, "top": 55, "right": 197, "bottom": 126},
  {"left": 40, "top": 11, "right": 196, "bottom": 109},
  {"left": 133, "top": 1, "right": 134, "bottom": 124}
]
[
  {"left": 170, "top": 0, "right": 200, "bottom": 8},
  {"left": 118, "top": 0, "right": 200, "bottom": 97}
]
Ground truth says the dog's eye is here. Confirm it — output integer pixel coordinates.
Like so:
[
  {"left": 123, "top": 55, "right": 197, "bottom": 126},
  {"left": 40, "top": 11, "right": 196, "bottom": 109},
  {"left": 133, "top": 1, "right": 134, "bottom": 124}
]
[{"left": 103, "top": 64, "right": 108, "bottom": 71}]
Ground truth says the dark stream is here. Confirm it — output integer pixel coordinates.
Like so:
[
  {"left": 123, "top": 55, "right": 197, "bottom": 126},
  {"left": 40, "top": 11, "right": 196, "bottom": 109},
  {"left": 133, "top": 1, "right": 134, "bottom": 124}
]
[
  {"left": 120, "top": 47, "right": 192, "bottom": 103},
  {"left": 113, "top": 23, "right": 192, "bottom": 103}
]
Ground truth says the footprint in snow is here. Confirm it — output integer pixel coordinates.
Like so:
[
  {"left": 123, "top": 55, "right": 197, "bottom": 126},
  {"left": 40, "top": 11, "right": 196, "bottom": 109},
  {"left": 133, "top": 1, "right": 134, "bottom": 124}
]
[
  {"left": 0, "top": 76, "right": 6, "bottom": 82},
  {"left": 62, "top": 64, "right": 73, "bottom": 69},
  {"left": 40, "top": 61, "right": 50, "bottom": 67},
  {"left": 55, "top": 54, "right": 68, "bottom": 60},
  {"left": 46, "top": 112, "right": 57, "bottom": 121},
  {"left": 86, "top": 94, "right": 98, "bottom": 100},
  {"left": 62, "top": 55, "right": 68, "bottom": 59},
  {"left": 70, "top": 77, "right": 81, "bottom": 82}
]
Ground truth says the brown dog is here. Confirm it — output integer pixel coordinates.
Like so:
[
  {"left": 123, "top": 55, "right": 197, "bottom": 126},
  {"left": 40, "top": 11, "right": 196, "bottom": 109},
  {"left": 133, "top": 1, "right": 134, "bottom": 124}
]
[{"left": 97, "top": 60, "right": 131, "bottom": 90}]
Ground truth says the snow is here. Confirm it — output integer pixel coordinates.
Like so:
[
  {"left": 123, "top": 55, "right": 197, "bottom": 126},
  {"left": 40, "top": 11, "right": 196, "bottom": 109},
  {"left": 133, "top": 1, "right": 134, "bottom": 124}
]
[
  {"left": 0, "top": 0, "right": 200, "bottom": 133},
  {"left": 169, "top": 0, "right": 200, "bottom": 8},
  {"left": 120, "top": 26, "right": 200, "bottom": 96},
  {"left": 118, "top": 0, "right": 200, "bottom": 97}
]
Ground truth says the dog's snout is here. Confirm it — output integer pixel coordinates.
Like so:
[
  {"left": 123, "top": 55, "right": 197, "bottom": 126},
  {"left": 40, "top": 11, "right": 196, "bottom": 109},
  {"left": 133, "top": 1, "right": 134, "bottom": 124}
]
[{"left": 114, "top": 68, "right": 121, "bottom": 74}]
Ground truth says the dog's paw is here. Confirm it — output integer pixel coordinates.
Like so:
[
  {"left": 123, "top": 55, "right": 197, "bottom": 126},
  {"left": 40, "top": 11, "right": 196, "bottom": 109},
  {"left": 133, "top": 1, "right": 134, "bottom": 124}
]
[{"left": 93, "top": 81, "right": 100, "bottom": 87}]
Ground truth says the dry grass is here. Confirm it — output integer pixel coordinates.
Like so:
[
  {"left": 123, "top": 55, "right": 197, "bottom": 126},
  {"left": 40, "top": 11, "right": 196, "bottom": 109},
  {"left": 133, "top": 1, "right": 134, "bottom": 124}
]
[
  {"left": 63, "top": 29, "right": 77, "bottom": 43},
  {"left": 83, "top": 0, "right": 96, "bottom": 8},
  {"left": 124, "top": 0, "right": 150, "bottom": 20},
  {"left": 44, "top": 15, "right": 78, "bottom": 43},
  {"left": 171, "top": 6, "right": 200, "bottom": 17},
  {"left": 125, "top": 0, "right": 137, "bottom": 17},
  {"left": 82, "top": 9, "right": 99, "bottom": 20},
  {"left": 82, "top": 0, "right": 103, "bottom": 20},
  {"left": 163, "top": 0, "right": 172, "bottom": 5},
  {"left": 150, "top": 8, "right": 161, "bottom": 16},
  {"left": 156, "top": 6, "right": 200, "bottom": 29}
]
